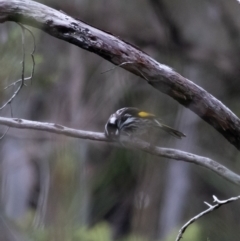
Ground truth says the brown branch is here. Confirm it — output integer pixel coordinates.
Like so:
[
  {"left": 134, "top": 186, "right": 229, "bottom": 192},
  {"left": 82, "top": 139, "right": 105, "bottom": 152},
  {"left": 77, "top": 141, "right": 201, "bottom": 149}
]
[
  {"left": 0, "top": 116, "right": 240, "bottom": 186},
  {"left": 1, "top": 0, "right": 240, "bottom": 150}
]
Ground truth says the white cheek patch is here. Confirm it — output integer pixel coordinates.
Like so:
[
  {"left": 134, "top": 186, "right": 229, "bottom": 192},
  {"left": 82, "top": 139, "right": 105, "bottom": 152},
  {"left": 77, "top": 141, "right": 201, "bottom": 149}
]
[
  {"left": 109, "top": 116, "right": 117, "bottom": 124},
  {"left": 105, "top": 114, "right": 119, "bottom": 137}
]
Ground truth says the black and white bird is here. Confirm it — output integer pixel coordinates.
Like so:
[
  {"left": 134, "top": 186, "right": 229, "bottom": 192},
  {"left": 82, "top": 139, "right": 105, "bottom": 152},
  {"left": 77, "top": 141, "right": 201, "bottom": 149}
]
[{"left": 104, "top": 107, "right": 186, "bottom": 139}]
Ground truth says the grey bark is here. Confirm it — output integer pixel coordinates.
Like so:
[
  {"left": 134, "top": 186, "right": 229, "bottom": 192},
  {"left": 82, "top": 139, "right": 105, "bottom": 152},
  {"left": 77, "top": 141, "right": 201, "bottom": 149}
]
[{"left": 0, "top": 0, "right": 240, "bottom": 150}]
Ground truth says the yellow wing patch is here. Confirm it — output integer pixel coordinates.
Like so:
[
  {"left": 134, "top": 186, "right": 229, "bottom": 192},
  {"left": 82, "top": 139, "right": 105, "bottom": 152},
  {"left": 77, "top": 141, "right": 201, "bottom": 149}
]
[{"left": 138, "top": 111, "right": 155, "bottom": 118}]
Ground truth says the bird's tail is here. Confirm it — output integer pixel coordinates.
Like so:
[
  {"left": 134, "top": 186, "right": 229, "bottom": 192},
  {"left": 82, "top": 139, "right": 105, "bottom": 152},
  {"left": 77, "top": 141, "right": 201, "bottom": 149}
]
[{"left": 160, "top": 124, "right": 186, "bottom": 139}]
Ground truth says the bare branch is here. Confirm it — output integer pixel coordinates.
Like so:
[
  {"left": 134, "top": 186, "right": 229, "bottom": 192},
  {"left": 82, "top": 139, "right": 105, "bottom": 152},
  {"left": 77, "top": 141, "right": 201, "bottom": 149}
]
[
  {"left": 0, "top": 124, "right": 9, "bottom": 140},
  {"left": 23, "top": 24, "right": 36, "bottom": 85},
  {"left": 176, "top": 195, "right": 240, "bottom": 241},
  {"left": 0, "top": 116, "right": 239, "bottom": 186},
  {"left": 0, "top": 102, "right": 13, "bottom": 140},
  {"left": 0, "top": 1, "right": 240, "bottom": 150},
  {"left": 0, "top": 24, "right": 25, "bottom": 110},
  {"left": 0, "top": 23, "right": 35, "bottom": 109}
]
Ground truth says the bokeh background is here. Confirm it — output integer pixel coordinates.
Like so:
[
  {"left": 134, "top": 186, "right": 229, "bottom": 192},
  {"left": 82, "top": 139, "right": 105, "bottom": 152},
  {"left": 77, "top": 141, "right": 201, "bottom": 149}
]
[{"left": 1, "top": 0, "right": 240, "bottom": 240}]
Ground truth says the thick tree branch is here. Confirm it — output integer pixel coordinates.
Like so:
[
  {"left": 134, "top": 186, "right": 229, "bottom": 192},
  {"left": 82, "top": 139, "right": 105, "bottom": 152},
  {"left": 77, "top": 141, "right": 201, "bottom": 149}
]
[
  {"left": 1, "top": 1, "right": 240, "bottom": 150},
  {"left": 0, "top": 116, "right": 240, "bottom": 186}
]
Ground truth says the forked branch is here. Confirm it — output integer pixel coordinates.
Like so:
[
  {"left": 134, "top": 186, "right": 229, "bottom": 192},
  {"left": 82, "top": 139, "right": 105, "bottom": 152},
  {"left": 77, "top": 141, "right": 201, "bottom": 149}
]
[
  {"left": 176, "top": 195, "right": 240, "bottom": 241},
  {"left": 0, "top": 23, "right": 35, "bottom": 110},
  {"left": 0, "top": 0, "right": 240, "bottom": 150}
]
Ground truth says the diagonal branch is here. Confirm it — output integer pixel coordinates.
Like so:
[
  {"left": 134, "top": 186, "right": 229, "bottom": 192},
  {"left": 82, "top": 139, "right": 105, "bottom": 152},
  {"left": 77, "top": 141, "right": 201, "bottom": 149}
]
[
  {"left": 176, "top": 195, "right": 240, "bottom": 241},
  {"left": 0, "top": 116, "right": 240, "bottom": 186},
  {"left": 0, "top": 0, "right": 240, "bottom": 150}
]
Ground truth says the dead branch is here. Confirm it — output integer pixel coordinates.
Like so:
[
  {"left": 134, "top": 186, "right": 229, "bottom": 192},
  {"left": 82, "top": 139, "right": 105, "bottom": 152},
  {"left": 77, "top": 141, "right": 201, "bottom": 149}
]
[
  {"left": 176, "top": 195, "right": 240, "bottom": 241},
  {"left": 0, "top": 116, "right": 239, "bottom": 186},
  {"left": 1, "top": 0, "right": 240, "bottom": 150},
  {"left": 0, "top": 23, "right": 35, "bottom": 109}
]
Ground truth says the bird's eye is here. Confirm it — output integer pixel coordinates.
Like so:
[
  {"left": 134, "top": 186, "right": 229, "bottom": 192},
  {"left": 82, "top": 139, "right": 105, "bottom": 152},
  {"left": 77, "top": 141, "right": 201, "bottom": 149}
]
[
  {"left": 122, "top": 115, "right": 129, "bottom": 122},
  {"left": 107, "top": 123, "right": 118, "bottom": 132},
  {"left": 108, "top": 123, "right": 116, "bottom": 128}
]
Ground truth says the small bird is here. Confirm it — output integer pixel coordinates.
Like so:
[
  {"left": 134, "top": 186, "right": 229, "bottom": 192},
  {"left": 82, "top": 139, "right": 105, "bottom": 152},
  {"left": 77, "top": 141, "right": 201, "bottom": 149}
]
[{"left": 105, "top": 107, "right": 186, "bottom": 139}]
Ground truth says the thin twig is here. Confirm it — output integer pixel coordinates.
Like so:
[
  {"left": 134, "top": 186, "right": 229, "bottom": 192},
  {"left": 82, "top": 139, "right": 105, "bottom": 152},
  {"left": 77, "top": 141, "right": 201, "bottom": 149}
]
[
  {"left": 20, "top": 24, "right": 26, "bottom": 86},
  {"left": 100, "top": 61, "right": 133, "bottom": 74},
  {"left": 175, "top": 195, "right": 240, "bottom": 241},
  {"left": 0, "top": 24, "right": 25, "bottom": 110},
  {"left": 21, "top": 23, "right": 36, "bottom": 85},
  {"left": 0, "top": 23, "right": 36, "bottom": 109},
  {"left": 4, "top": 77, "right": 30, "bottom": 90},
  {"left": 101, "top": 61, "right": 150, "bottom": 82},
  {"left": 0, "top": 126, "right": 10, "bottom": 140},
  {"left": 0, "top": 103, "right": 13, "bottom": 140}
]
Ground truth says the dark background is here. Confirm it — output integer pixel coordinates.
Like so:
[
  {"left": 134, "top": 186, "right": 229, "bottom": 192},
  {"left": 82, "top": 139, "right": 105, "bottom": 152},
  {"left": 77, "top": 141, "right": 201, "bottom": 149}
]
[{"left": 1, "top": 0, "right": 240, "bottom": 240}]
